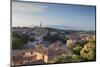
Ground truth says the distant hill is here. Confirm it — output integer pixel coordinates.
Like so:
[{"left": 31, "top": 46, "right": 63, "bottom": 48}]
[
  {"left": 47, "top": 25, "right": 82, "bottom": 30},
  {"left": 47, "top": 25, "right": 95, "bottom": 31}
]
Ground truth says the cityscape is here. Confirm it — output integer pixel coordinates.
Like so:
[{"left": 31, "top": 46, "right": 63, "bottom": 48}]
[{"left": 11, "top": 0, "right": 96, "bottom": 66}]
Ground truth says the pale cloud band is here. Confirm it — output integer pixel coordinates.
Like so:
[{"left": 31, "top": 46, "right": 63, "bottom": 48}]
[{"left": 12, "top": 1, "right": 47, "bottom": 13}]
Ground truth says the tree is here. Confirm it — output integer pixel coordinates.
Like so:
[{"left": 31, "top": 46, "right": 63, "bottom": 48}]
[
  {"left": 43, "top": 33, "right": 66, "bottom": 43},
  {"left": 73, "top": 44, "right": 83, "bottom": 55},
  {"left": 76, "top": 41, "right": 88, "bottom": 47},
  {"left": 85, "top": 40, "right": 96, "bottom": 49},
  {"left": 12, "top": 32, "right": 29, "bottom": 44},
  {"left": 71, "top": 54, "right": 84, "bottom": 62},
  {"left": 80, "top": 48, "right": 95, "bottom": 60},
  {"left": 48, "top": 54, "right": 72, "bottom": 63},
  {"left": 12, "top": 37, "right": 24, "bottom": 49},
  {"left": 29, "top": 37, "right": 35, "bottom": 42}
]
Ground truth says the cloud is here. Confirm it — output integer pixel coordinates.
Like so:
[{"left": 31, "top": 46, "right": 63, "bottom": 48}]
[{"left": 12, "top": 1, "right": 47, "bottom": 13}]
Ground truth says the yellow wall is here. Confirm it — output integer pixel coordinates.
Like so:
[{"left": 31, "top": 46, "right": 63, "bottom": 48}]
[
  {"left": 43, "top": 54, "right": 48, "bottom": 63},
  {"left": 36, "top": 52, "right": 43, "bottom": 60},
  {"left": 35, "top": 52, "right": 48, "bottom": 63}
]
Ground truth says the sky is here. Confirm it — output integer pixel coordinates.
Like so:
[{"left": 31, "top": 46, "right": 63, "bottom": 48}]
[{"left": 12, "top": 1, "right": 96, "bottom": 30}]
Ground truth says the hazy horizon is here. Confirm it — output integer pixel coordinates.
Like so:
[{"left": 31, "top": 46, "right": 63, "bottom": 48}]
[{"left": 12, "top": 1, "right": 96, "bottom": 31}]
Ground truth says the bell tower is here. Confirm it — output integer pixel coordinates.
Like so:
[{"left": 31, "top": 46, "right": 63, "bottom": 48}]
[{"left": 40, "top": 22, "right": 42, "bottom": 28}]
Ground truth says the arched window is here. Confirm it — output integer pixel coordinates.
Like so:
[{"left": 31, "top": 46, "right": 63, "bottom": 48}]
[
  {"left": 31, "top": 51, "right": 33, "bottom": 54},
  {"left": 22, "top": 52, "right": 25, "bottom": 55}
]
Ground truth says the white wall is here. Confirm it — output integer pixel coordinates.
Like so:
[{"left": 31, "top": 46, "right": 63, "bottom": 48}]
[{"left": 0, "top": 0, "right": 100, "bottom": 67}]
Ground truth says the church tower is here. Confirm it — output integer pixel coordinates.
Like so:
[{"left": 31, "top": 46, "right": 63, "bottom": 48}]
[{"left": 40, "top": 22, "right": 42, "bottom": 28}]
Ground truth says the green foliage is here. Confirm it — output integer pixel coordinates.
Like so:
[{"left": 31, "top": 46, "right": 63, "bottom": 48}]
[
  {"left": 48, "top": 53, "right": 86, "bottom": 63},
  {"left": 55, "top": 54, "right": 72, "bottom": 63},
  {"left": 29, "top": 37, "right": 35, "bottom": 42},
  {"left": 12, "top": 37, "right": 24, "bottom": 49},
  {"left": 71, "top": 54, "right": 84, "bottom": 62},
  {"left": 48, "top": 54, "right": 72, "bottom": 63},
  {"left": 80, "top": 48, "right": 95, "bottom": 60},
  {"left": 12, "top": 32, "right": 29, "bottom": 44},
  {"left": 76, "top": 41, "right": 89, "bottom": 47},
  {"left": 43, "top": 32, "right": 66, "bottom": 43},
  {"left": 12, "top": 32, "right": 30, "bottom": 49},
  {"left": 73, "top": 45, "right": 83, "bottom": 55},
  {"left": 85, "top": 42, "right": 96, "bottom": 49}
]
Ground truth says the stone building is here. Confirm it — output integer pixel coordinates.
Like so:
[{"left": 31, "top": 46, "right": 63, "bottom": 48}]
[{"left": 12, "top": 44, "right": 48, "bottom": 66}]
